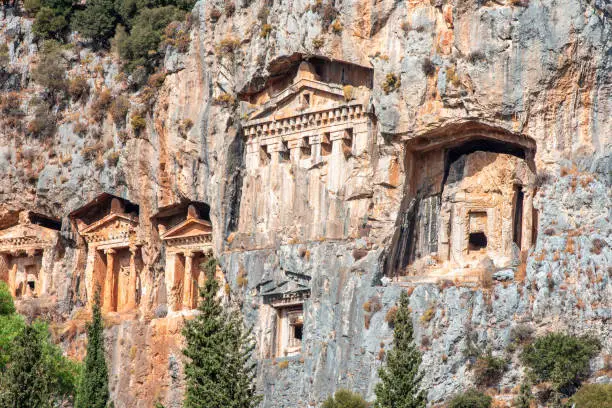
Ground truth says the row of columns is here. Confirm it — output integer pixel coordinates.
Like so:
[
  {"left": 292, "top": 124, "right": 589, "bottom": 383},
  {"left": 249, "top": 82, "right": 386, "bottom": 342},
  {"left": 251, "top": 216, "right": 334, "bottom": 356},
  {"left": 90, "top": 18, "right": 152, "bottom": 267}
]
[
  {"left": 246, "top": 124, "right": 369, "bottom": 172},
  {"left": 101, "top": 246, "right": 140, "bottom": 313},
  {"left": 166, "top": 250, "right": 204, "bottom": 313}
]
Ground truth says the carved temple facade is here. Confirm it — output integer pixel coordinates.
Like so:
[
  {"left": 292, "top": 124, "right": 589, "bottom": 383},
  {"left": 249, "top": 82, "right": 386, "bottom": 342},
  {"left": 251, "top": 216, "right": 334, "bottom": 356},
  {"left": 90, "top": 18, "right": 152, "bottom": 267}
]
[
  {"left": 237, "top": 57, "right": 377, "bottom": 242},
  {"left": 154, "top": 203, "right": 214, "bottom": 313},
  {"left": 0, "top": 211, "right": 60, "bottom": 299},
  {"left": 70, "top": 194, "right": 143, "bottom": 313}
]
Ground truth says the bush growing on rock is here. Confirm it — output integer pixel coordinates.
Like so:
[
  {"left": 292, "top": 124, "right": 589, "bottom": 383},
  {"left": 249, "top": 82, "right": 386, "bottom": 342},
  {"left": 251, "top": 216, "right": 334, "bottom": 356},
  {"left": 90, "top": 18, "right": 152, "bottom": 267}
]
[
  {"left": 520, "top": 332, "right": 601, "bottom": 393},
  {"left": 570, "top": 383, "right": 612, "bottom": 408},
  {"left": 32, "top": 40, "right": 68, "bottom": 97},
  {"left": 472, "top": 352, "right": 507, "bottom": 388},
  {"left": 382, "top": 73, "right": 400, "bottom": 94},
  {"left": 322, "top": 389, "right": 369, "bottom": 408},
  {"left": 448, "top": 389, "right": 492, "bottom": 408}
]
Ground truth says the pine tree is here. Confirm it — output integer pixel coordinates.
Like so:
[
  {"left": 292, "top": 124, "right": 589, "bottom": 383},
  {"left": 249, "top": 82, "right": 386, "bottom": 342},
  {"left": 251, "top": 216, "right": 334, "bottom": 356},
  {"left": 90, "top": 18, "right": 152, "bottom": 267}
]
[
  {"left": 183, "top": 258, "right": 262, "bottom": 408},
  {"left": 75, "top": 290, "right": 109, "bottom": 408},
  {"left": 374, "top": 291, "right": 427, "bottom": 408}
]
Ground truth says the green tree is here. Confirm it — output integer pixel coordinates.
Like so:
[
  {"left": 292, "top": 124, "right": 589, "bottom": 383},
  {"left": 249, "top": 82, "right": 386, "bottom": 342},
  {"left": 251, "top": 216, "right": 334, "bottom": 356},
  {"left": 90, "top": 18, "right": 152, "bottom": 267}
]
[
  {"left": 374, "top": 291, "right": 426, "bottom": 408},
  {"left": 0, "top": 321, "right": 80, "bottom": 407},
  {"left": 0, "top": 282, "right": 24, "bottom": 370},
  {"left": 0, "top": 282, "right": 15, "bottom": 316},
  {"left": 322, "top": 389, "right": 369, "bottom": 408},
  {"left": 520, "top": 332, "right": 601, "bottom": 393},
  {"left": 183, "top": 258, "right": 261, "bottom": 408},
  {"left": 72, "top": 0, "right": 117, "bottom": 45},
  {"left": 32, "top": 6, "right": 68, "bottom": 40},
  {"left": 75, "top": 291, "right": 110, "bottom": 408}
]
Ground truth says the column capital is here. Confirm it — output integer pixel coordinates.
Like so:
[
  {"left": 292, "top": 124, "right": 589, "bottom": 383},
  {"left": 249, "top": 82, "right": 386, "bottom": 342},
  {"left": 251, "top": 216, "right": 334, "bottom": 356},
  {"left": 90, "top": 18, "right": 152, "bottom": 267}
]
[
  {"left": 104, "top": 248, "right": 116, "bottom": 255},
  {"left": 184, "top": 250, "right": 194, "bottom": 258}
]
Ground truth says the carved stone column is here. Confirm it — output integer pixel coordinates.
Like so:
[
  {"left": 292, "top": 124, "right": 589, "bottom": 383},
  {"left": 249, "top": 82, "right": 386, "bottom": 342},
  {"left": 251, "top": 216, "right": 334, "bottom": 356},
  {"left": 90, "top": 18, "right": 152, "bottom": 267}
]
[
  {"left": 123, "top": 246, "right": 139, "bottom": 312},
  {"left": 103, "top": 248, "right": 116, "bottom": 313},
  {"left": 9, "top": 263, "right": 17, "bottom": 297},
  {"left": 521, "top": 188, "right": 534, "bottom": 251},
  {"left": 182, "top": 251, "right": 195, "bottom": 310}
]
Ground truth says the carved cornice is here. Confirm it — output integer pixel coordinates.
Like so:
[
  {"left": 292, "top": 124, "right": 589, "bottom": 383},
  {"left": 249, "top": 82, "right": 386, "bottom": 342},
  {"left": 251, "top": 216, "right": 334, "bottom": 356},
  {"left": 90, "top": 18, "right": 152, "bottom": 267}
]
[
  {"left": 243, "top": 103, "right": 368, "bottom": 142},
  {"left": 165, "top": 234, "right": 212, "bottom": 247}
]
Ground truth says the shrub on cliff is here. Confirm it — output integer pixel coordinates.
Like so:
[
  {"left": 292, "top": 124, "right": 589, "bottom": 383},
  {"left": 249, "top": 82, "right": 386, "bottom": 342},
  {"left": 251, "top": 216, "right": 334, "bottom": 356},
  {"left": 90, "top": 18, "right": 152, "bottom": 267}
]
[
  {"left": 183, "top": 258, "right": 262, "bottom": 408},
  {"left": 520, "top": 332, "right": 601, "bottom": 393},
  {"left": 0, "top": 321, "right": 80, "bottom": 407},
  {"left": 322, "top": 389, "right": 369, "bottom": 408},
  {"left": 75, "top": 291, "right": 109, "bottom": 408},
  {"left": 448, "top": 389, "right": 491, "bottom": 408},
  {"left": 374, "top": 290, "right": 426, "bottom": 408},
  {"left": 570, "top": 383, "right": 612, "bottom": 408}
]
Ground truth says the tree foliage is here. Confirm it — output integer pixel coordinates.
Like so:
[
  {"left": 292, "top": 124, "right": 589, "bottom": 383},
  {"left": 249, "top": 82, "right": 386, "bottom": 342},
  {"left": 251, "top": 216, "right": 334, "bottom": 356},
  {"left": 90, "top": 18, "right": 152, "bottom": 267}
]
[
  {"left": 183, "top": 258, "right": 261, "bottom": 408},
  {"left": 322, "top": 389, "right": 369, "bottom": 408},
  {"left": 0, "top": 321, "right": 80, "bottom": 407},
  {"left": 75, "top": 291, "right": 110, "bottom": 408},
  {"left": 0, "top": 282, "right": 23, "bottom": 371},
  {"left": 374, "top": 291, "right": 426, "bottom": 408},
  {"left": 520, "top": 332, "right": 601, "bottom": 393},
  {"left": 72, "top": 0, "right": 118, "bottom": 45}
]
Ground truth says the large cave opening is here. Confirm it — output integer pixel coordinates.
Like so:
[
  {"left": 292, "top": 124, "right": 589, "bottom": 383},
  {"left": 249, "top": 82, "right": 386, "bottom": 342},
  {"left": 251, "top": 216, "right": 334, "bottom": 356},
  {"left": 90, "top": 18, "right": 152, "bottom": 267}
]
[{"left": 384, "top": 123, "right": 537, "bottom": 278}]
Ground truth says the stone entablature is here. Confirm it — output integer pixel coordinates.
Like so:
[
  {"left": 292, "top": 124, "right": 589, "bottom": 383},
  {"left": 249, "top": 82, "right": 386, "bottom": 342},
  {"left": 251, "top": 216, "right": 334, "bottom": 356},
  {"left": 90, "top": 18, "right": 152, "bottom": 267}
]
[
  {"left": 159, "top": 204, "right": 214, "bottom": 313},
  {"left": 0, "top": 211, "right": 60, "bottom": 299},
  {"left": 242, "top": 61, "right": 372, "bottom": 172}
]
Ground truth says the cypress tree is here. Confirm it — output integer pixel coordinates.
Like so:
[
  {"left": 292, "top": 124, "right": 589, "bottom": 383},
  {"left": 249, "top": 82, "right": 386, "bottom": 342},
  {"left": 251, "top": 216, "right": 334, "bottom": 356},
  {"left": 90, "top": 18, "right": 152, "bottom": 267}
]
[
  {"left": 183, "top": 258, "right": 261, "bottom": 408},
  {"left": 75, "top": 290, "right": 110, "bottom": 408},
  {"left": 374, "top": 291, "right": 427, "bottom": 408}
]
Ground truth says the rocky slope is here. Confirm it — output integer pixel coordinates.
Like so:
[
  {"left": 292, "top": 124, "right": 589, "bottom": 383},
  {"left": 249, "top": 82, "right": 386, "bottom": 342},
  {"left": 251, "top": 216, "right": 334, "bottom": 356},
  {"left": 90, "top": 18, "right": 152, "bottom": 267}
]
[{"left": 1, "top": 0, "right": 611, "bottom": 407}]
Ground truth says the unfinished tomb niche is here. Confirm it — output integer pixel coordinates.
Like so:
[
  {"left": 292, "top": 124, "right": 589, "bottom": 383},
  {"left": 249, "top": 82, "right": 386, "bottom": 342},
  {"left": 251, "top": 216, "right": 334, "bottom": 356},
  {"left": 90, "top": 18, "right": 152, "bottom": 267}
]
[
  {"left": 70, "top": 193, "right": 143, "bottom": 313},
  {"left": 257, "top": 271, "right": 311, "bottom": 358},
  {"left": 153, "top": 202, "right": 214, "bottom": 313},
  {"left": 386, "top": 125, "right": 537, "bottom": 280},
  {"left": 0, "top": 211, "right": 60, "bottom": 299},
  {"left": 240, "top": 56, "right": 373, "bottom": 171}
]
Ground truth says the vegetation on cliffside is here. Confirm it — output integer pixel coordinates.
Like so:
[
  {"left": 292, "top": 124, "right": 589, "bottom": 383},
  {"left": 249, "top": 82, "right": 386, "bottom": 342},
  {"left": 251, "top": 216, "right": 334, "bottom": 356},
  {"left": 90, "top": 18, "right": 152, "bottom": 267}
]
[{"left": 183, "top": 259, "right": 262, "bottom": 408}]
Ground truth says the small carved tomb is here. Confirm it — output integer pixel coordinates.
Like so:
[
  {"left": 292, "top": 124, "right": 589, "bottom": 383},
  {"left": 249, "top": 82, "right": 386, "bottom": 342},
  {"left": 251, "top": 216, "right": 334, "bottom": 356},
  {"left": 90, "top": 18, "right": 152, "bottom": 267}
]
[
  {"left": 156, "top": 203, "right": 213, "bottom": 312},
  {"left": 259, "top": 271, "right": 311, "bottom": 357},
  {"left": 0, "top": 211, "right": 60, "bottom": 299},
  {"left": 70, "top": 194, "right": 142, "bottom": 313}
]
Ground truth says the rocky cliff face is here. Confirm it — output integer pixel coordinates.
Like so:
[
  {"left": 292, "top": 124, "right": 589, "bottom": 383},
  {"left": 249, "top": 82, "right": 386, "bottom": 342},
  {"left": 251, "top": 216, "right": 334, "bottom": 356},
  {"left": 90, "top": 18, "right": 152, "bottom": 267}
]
[{"left": 0, "top": 0, "right": 610, "bottom": 407}]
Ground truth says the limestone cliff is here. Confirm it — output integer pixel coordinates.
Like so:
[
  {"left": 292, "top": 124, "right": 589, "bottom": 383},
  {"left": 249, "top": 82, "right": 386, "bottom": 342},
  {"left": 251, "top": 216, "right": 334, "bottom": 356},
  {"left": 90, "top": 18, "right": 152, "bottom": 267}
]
[{"left": 0, "top": 0, "right": 610, "bottom": 407}]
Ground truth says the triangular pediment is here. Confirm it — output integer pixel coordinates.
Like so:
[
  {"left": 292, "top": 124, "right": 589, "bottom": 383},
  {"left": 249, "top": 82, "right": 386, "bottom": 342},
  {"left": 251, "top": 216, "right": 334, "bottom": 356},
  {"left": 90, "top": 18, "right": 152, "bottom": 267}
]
[
  {"left": 258, "top": 270, "right": 311, "bottom": 304},
  {"left": 161, "top": 218, "right": 212, "bottom": 240},
  {"left": 248, "top": 78, "right": 345, "bottom": 121},
  {"left": 0, "top": 224, "right": 57, "bottom": 246},
  {"left": 81, "top": 213, "right": 138, "bottom": 236}
]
